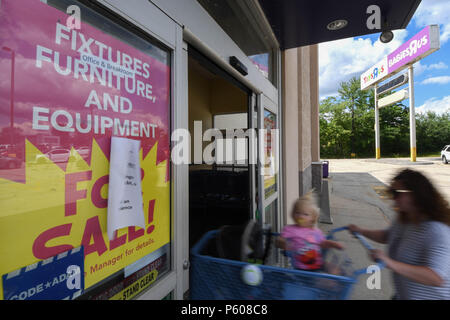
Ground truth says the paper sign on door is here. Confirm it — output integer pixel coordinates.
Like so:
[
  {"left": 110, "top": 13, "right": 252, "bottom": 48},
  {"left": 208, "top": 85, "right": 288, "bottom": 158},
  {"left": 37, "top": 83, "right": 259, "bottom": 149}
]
[{"left": 107, "top": 137, "right": 146, "bottom": 240}]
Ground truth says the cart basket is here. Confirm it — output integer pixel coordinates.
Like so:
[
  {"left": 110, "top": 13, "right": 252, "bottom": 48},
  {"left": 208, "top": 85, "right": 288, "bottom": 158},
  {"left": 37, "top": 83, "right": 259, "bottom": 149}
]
[{"left": 190, "top": 226, "right": 382, "bottom": 300}]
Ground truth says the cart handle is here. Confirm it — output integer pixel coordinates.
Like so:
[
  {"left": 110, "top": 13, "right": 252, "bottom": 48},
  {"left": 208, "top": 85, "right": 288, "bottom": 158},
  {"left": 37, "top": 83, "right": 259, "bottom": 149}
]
[
  {"left": 273, "top": 228, "right": 386, "bottom": 275},
  {"left": 327, "top": 226, "right": 386, "bottom": 275},
  {"left": 327, "top": 226, "right": 374, "bottom": 251}
]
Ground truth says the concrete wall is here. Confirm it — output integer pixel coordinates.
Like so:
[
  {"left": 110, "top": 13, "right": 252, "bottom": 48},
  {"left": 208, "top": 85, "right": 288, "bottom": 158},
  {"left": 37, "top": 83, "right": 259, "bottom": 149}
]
[
  {"left": 282, "top": 44, "right": 319, "bottom": 225},
  {"left": 310, "top": 45, "right": 320, "bottom": 163},
  {"left": 282, "top": 48, "right": 300, "bottom": 225},
  {"left": 298, "top": 46, "right": 312, "bottom": 196}
]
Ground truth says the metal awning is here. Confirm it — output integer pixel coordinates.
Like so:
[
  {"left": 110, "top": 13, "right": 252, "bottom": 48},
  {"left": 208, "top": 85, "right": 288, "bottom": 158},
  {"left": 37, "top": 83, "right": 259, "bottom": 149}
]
[{"left": 258, "top": 0, "right": 422, "bottom": 49}]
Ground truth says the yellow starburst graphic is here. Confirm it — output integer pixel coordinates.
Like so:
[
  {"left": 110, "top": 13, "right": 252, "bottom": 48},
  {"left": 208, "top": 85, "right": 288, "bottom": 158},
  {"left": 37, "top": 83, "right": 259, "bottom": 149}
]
[{"left": 0, "top": 139, "right": 170, "bottom": 299}]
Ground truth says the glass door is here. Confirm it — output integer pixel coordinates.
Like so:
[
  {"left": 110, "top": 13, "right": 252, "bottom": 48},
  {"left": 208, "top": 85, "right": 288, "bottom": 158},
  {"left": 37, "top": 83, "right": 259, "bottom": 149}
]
[{"left": 257, "top": 94, "right": 280, "bottom": 263}]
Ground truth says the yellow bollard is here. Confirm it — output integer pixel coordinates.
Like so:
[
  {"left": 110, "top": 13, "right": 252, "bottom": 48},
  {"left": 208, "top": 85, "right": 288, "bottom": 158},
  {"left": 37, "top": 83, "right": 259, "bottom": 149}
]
[{"left": 411, "top": 147, "right": 416, "bottom": 162}]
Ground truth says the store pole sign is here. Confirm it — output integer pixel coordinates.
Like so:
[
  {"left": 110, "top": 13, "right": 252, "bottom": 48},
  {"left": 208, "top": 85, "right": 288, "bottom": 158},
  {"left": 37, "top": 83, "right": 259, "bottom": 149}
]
[
  {"left": 2, "top": 247, "right": 84, "bottom": 300},
  {"left": 107, "top": 137, "right": 145, "bottom": 240},
  {"left": 387, "top": 25, "right": 439, "bottom": 74},
  {"left": 377, "top": 73, "right": 408, "bottom": 96},
  {"left": 378, "top": 89, "right": 409, "bottom": 108},
  {"left": 360, "top": 58, "right": 388, "bottom": 90},
  {"left": 0, "top": 0, "right": 171, "bottom": 297},
  {"left": 360, "top": 25, "right": 440, "bottom": 90}
]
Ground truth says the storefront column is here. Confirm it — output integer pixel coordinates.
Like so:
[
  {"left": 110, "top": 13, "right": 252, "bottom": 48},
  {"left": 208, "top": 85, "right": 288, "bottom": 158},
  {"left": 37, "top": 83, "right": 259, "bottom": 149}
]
[
  {"left": 297, "top": 46, "right": 312, "bottom": 196},
  {"left": 282, "top": 45, "right": 320, "bottom": 226},
  {"left": 282, "top": 48, "right": 300, "bottom": 225},
  {"left": 310, "top": 44, "right": 320, "bottom": 163}
]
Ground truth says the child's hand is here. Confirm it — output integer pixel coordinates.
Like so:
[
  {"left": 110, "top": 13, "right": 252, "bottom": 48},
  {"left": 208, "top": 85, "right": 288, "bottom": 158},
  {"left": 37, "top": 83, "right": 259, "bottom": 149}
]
[{"left": 333, "top": 242, "right": 345, "bottom": 250}]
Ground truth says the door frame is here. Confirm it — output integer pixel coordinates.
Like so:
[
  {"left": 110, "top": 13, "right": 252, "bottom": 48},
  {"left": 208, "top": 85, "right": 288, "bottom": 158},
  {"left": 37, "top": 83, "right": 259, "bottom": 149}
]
[
  {"left": 96, "top": 0, "right": 188, "bottom": 300},
  {"left": 257, "top": 94, "right": 281, "bottom": 233}
]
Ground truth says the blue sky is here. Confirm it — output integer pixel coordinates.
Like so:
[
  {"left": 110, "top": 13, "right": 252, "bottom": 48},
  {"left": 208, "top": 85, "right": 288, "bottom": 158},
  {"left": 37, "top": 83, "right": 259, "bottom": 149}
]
[{"left": 319, "top": 0, "right": 450, "bottom": 115}]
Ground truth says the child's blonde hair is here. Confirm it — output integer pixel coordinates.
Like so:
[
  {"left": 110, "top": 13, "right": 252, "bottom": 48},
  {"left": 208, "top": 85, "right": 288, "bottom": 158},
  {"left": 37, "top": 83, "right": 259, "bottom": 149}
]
[{"left": 291, "top": 191, "right": 320, "bottom": 226}]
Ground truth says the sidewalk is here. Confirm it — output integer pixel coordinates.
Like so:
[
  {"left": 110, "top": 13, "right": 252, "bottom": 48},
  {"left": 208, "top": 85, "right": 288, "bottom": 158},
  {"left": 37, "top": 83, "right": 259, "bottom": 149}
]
[{"left": 318, "top": 172, "right": 395, "bottom": 300}]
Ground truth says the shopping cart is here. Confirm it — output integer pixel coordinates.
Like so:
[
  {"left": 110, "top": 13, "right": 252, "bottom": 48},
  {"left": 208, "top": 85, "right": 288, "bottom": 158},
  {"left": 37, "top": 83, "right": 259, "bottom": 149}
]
[{"left": 190, "top": 226, "right": 385, "bottom": 300}]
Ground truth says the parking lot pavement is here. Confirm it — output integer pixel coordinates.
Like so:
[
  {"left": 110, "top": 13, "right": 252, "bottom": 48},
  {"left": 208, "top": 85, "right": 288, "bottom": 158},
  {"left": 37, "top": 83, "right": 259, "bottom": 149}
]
[
  {"left": 328, "top": 157, "right": 450, "bottom": 203},
  {"left": 318, "top": 157, "right": 450, "bottom": 300}
]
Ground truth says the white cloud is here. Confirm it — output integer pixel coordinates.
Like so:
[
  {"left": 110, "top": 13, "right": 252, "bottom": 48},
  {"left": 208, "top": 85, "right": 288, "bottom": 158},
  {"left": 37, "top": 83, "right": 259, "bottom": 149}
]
[
  {"left": 413, "top": 61, "right": 427, "bottom": 76},
  {"left": 416, "top": 96, "right": 450, "bottom": 114},
  {"left": 319, "top": 0, "right": 450, "bottom": 100},
  {"left": 413, "top": 0, "right": 450, "bottom": 44},
  {"left": 428, "top": 62, "right": 448, "bottom": 70},
  {"left": 319, "top": 30, "right": 408, "bottom": 98},
  {"left": 421, "top": 76, "right": 450, "bottom": 85},
  {"left": 414, "top": 61, "right": 448, "bottom": 76}
]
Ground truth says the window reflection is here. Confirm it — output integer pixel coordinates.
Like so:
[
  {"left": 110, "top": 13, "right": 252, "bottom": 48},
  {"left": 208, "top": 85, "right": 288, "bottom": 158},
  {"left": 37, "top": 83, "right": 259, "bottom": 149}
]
[{"left": 197, "top": 0, "right": 277, "bottom": 85}]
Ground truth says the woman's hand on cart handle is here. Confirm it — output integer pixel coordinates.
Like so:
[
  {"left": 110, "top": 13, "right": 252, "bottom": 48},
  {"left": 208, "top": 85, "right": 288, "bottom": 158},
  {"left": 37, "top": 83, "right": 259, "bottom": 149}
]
[
  {"left": 370, "top": 249, "right": 390, "bottom": 267},
  {"left": 348, "top": 224, "right": 363, "bottom": 235},
  {"left": 348, "top": 225, "right": 389, "bottom": 244}
]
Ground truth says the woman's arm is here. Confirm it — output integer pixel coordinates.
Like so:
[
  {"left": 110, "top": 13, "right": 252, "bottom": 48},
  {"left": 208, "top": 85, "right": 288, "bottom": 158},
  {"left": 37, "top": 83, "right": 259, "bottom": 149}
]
[
  {"left": 371, "top": 249, "right": 444, "bottom": 287},
  {"left": 348, "top": 224, "right": 389, "bottom": 244}
]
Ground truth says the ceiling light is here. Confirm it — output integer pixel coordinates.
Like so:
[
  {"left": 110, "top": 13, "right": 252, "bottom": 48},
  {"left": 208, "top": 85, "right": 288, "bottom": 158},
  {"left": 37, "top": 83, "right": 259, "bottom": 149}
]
[
  {"left": 327, "top": 19, "right": 348, "bottom": 31},
  {"left": 380, "top": 30, "right": 394, "bottom": 43}
]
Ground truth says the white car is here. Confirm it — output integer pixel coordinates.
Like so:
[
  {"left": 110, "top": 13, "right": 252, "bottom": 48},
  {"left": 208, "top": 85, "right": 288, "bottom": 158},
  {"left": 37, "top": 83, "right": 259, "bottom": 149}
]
[
  {"left": 76, "top": 146, "right": 90, "bottom": 157},
  {"left": 36, "top": 148, "right": 72, "bottom": 164},
  {"left": 442, "top": 145, "right": 450, "bottom": 164}
]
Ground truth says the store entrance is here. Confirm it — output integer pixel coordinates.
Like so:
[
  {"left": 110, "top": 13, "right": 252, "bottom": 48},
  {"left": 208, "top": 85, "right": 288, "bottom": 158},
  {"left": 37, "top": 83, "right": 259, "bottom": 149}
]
[{"left": 188, "top": 47, "right": 253, "bottom": 249}]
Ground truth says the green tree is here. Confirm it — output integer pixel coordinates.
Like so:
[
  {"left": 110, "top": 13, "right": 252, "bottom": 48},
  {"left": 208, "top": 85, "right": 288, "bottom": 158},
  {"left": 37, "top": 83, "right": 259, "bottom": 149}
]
[
  {"left": 320, "top": 97, "right": 352, "bottom": 157},
  {"left": 416, "top": 111, "right": 450, "bottom": 154},
  {"left": 320, "top": 77, "right": 375, "bottom": 158},
  {"left": 337, "top": 77, "right": 373, "bottom": 155},
  {"left": 319, "top": 76, "right": 449, "bottom": 158},
  {"left": 379, "top": 103, "right": 409, "bottom": 156}
]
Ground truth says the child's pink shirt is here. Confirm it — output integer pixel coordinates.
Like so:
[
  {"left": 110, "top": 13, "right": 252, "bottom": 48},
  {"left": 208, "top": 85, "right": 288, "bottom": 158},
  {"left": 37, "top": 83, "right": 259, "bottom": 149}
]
[{"left": 281, "top": 225, "right": 326, "bottom": 270}]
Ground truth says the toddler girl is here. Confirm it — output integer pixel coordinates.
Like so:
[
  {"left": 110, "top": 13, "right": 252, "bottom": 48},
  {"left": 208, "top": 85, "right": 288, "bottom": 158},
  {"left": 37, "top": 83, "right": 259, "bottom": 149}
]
[{"left": 276, "top": 192, "right": 344, "bottom": 271}]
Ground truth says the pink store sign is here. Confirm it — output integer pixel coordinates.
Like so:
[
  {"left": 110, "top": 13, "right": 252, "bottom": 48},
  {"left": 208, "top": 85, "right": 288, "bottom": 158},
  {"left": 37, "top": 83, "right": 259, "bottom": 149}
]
[
  {"left": 387, "top": 25, "right": 439, "bottom": 74},
  {"left": 360, "top": 25, "right": 439, "bottom": 90},
  {"left": 0, "top": 0, "right": 171, "bottom": 183}
]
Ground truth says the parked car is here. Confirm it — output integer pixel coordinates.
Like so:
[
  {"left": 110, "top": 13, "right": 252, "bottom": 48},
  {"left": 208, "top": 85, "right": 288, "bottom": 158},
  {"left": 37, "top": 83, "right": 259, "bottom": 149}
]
[
  {"left": 0, "top": 155, "right": 22, "bottom": 169},
  {"left": 0, "top": 145, "right": 9, "bottom": 153},
  {"left": 76, "top": 146, "right": 90, "bottom": 157},
  {"left": 36, "top": 148, "right": 72, "bottom": 164},
  {"left": 442, "top": 145, "right": 450, "bottom": 164}
]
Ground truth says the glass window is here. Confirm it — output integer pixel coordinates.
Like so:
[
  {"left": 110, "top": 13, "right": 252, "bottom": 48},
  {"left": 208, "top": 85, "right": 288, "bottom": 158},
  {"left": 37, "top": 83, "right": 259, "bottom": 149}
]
[
  {"left": 248, "top": 53, "right": 270, "bottom": 80},
  {"left": 0, "top": 0, "right": 171, "bottom": 300},
  {"left": 197, "top": 0, "right": 277, "bottom": 85}
]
